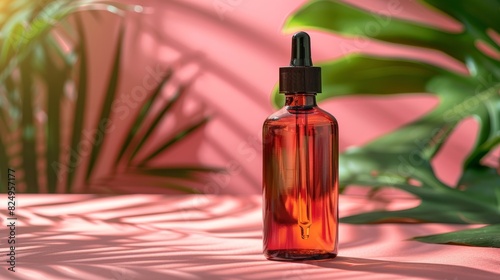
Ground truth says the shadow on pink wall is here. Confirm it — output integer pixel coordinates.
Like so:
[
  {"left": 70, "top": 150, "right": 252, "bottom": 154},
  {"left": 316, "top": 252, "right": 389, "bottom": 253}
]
[{"left": 81, "top": 0, "right": 487, "bottom": 194}]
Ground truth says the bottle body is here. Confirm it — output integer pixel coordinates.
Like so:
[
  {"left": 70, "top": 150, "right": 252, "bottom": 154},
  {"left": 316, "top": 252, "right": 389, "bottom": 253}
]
[{"left": 262, "top": 94, "right": 339, "bottom": 261}]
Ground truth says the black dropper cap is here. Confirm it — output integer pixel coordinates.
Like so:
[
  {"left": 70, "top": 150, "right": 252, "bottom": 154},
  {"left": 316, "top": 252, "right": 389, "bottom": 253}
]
[{"left": 279, "top": 31, "right": 321, "bottom": 94}]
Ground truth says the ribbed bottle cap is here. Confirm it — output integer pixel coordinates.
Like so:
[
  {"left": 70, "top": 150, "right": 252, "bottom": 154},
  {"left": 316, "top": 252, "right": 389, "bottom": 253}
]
[{"left": 279, "top": 32, "right": 321, "bottom": 94}]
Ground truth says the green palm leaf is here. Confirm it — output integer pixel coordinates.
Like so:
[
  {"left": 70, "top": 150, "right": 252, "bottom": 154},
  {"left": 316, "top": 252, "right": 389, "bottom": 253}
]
[
  {"left": 413, "top": 224, "right": 500, "bottom": 248},
  {"left": 128, "top": 83, "right": 185, "bottom": 163},
  {"left": 0, "top": 136, "right": 8, "bottom": 193},
  {"left": 113, "top": 70, "right": 173, "bottom": 167},
  {"left": 41, "top": 40, "right": 68, "bottom": 193},
  {"left": 66, "top": 16, "right": 88, "bottom": 193},
  {"left": 84, "top": 23, "right": 125, "bottom": 183},
  {"left": 19, "top": 54, "right": 37, "bottom": 193},
  {"left": 138, "top": 117, "right": 211, "bottom": 166},
  {"left": 281, "top": 0, "right": 500, "bottom": 247},
  {"left": 1, "top": 0, "right": 219, "bottom": 194}
]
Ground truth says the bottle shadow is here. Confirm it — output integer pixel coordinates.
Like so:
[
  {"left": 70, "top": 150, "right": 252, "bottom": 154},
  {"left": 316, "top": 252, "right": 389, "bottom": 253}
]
[{"left": 299, "top": 256, "right": 499, "bottom": 279}]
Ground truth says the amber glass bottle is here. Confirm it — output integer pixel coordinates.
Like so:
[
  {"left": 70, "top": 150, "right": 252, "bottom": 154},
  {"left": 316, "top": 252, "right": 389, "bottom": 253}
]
[{"left": 263, "top": 32, "right": 339, "bottom": 261}]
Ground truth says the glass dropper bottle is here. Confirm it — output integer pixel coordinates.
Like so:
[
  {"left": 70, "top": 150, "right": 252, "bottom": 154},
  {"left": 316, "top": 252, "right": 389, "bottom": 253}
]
[{"left": 263, "top": 31, "right": 339, "bottom": 261}]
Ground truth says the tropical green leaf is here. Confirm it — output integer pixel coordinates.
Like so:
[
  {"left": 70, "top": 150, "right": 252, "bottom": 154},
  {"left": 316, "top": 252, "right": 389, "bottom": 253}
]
[
  {"left": 0, "top": 88, "right": 13, "bottom": 132},
  {"left": 284, "top": 0, "right": 467, "bottom": 62},
  {"left": 284, "top": 0, "right": 500, "bottom": 247},
  {"left": 464, "top": 100, "right": 500, "bottom": 169},
  {"left": 337, "top": 77, "right": 500, "bottom": 223},
  {"left": 2, "top": 0, "right": 218, "bottom": 195},
  {"left": 136, "top": 166, "right": 224, "bottom": 181},
  {"left": 41, "top": 40, "right": 67, "bottom": 193},
  {"left": 66, "top": 15, "right": 88, "bottom": 192},
  {"left": 423, "top": 0, "right": 500, "bottom": 50},
  {"left": 128, "top": 84, "right": 186, "bottom": 163},
  {"left": 0, "top": 0, "right": 72, "bottom": 83},
  {"left": 84, "top": 23, "right": 125, "bottom": 183},
  {"left": 412, "top": 224, "right": 500, "bottom": 248},
  {"left": 114, "top": 70, "right": 173, "bottom": 166},
  {"left": 139, "top": 117, "right": 210, "bottom": 166},
  {"left": 0, "top": 0, "right": 134, "bottom": 84},
  {"left": 19, "top": 54, "right": 37, "bottom": 193},
  {"left": 457, "top": 166, "right": 500, "bottom": 198},
  {"left": 340, "top": 183, "right": 500, "bottom": 224},
  {"left": 0, "top": 136, "right": 8, "bottom": 193},
  {"left": 3, "top": 72, "right": 21, "bottom": 114}
]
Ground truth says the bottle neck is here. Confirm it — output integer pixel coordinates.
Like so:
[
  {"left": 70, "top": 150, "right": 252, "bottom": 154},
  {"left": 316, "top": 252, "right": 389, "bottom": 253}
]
[{"left": 285, "top": 93, "right": 317, "bottom": 107}]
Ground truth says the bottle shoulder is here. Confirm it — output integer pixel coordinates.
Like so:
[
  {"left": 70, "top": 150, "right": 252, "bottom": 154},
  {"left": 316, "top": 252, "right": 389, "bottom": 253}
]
[{"left": 264, "top": 106, "right": 338, "bottom": 127}]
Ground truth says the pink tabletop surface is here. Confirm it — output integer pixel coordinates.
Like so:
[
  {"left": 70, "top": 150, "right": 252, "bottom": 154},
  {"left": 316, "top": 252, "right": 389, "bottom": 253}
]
[{"left": 1, "top": 194, "right": 499, "bottom": 280}]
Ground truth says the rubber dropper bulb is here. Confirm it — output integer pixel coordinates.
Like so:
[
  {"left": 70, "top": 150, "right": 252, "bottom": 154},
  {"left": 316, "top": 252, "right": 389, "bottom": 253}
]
[
  {"left": 290, "top": 31, "right": 313, "bottom": 67},
  {"left": 279, "top": 31, "right": 321, "bottom": 94}
]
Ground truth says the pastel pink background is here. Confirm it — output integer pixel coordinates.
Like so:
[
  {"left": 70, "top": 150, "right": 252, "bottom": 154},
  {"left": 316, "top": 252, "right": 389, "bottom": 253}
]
[{"left": 79, "top": 0, "right": 484, "bottom": 194}]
